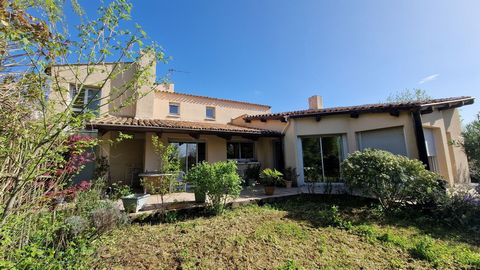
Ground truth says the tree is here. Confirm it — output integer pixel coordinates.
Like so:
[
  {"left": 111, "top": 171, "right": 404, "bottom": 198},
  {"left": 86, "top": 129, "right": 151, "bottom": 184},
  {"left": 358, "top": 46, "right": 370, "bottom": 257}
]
[
  {"left": 386, "top": 89, "right": 432, "bottom": 103},
  {"left": 0, "top": 0, "right": 164, "bottom": 253},
  {"left": 461, "top": 113, "right": 480, "bottom": 182}
]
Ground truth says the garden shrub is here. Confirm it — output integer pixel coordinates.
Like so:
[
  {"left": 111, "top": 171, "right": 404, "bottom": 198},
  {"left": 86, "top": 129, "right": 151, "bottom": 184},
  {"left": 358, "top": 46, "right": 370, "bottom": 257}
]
[
  {"left": 341, "top": 149, "right": 444, "bottom": 210},
  {"left": 432, "top": 188, "right": 480, "bottom": 231},
  {"left": 90, "top": 201, "right": 129, "bottom": 234},
  {"left": 318, "top": 205, "right": 352, "bottom": 229},
  {"left": 244, "top": 164, "right": 261, "bottom": 185},
  {"left": 186, "top": 161, "right": 242, "bottom": 214},
  {"left": 411, "top": 236, "right": 448, "bottom": 267},
  {"left": 259, "top": 168, "right": 284, "bottom": 186}
]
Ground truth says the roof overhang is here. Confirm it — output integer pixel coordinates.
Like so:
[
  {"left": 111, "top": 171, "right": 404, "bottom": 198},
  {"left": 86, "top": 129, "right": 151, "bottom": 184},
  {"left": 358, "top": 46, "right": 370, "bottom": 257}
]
[
  {"left": 87, "top": 117, "right": 283, "bottom": 138},
  {"left": 243, "top": 96, "right": 475, "bottom": 121},
  {"left": 88, "top": 123, "right": 282, "bottom": 138}
]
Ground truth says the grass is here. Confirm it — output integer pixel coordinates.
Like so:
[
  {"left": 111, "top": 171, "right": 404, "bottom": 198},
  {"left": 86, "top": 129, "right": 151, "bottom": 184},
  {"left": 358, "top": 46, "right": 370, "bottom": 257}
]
[{"left": 94, "top": 195, "right": 480, "bottom": 269}]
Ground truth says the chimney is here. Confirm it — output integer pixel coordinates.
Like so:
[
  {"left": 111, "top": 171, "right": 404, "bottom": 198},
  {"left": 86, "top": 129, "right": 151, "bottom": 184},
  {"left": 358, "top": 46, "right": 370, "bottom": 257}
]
[
  {"left": 156, "top": 82, "right": 175, "bottom": 93},
  {"left": 308, "top": 95, "right": 323, "bottom": 110}
]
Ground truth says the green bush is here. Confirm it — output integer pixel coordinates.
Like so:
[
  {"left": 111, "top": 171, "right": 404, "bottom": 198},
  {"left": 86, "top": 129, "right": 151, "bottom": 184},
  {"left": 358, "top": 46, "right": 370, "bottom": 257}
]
[
  {"left": 432, "top": 190, "right": 480, "bottom": 231},
  {"left": 244, "top": 164, "right": 261, "bottom": 185},
  {"left": 283, "top": 167, "right": 298, "bottom": 185},
  {"left": 0, "top": 179, "right": 129, "bottom": 269},
  {"left": 460, "top": 113, "right": 480, "bottom": 182},
  {"left": 259, "top": 168, "right": 284, "bottom": 186},
  {"left": 186, "top": 161, "right": 242, "bottom": 214},
  {"left": 318, "top": 205, "right": 352, "bottom": 229},
  {"left": 341, "top": 149, "right": 444, "bottom": 210}
]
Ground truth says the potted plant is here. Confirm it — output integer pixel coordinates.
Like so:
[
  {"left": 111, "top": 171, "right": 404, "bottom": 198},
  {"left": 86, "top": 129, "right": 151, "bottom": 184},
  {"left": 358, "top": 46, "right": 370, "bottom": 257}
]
[
  {"left": 185, "top": 162, "right": 210, "bottom": 203},
  {"left": 283, "top": 167, "right": 298, "bottom": 188},
  {"left": 259, "top": 168, "right": 283, "bottom": 195},
  {"left": 121, "top": 191, "right": 150, "bottom": 213},
  {"left": 244, "top": 164, "right": 261, "bottom": 186}
]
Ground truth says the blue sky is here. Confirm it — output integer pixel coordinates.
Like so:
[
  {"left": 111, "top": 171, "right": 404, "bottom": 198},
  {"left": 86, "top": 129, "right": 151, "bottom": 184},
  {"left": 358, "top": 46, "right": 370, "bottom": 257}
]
[{"left": 76, "top": 1, "right": 480, "bottom": 123}]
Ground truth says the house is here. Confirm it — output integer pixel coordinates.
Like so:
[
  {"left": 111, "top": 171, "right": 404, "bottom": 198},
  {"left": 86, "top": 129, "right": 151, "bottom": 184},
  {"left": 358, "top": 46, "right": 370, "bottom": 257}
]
[
  {"left": 237, "top": 95, "right": 474, "bottom": 186},
  {"left": 49, "top": 56, "right": 474, "bottom": 188}
]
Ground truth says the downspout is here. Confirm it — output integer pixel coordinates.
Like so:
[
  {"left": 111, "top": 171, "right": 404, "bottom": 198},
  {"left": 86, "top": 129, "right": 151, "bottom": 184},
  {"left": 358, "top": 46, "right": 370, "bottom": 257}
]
[
  {"left": 280, "top": 117, "right": 291, "bottom": 172},
  {"left": 411, "top": 110, "right": 430, "bottom": 170}
]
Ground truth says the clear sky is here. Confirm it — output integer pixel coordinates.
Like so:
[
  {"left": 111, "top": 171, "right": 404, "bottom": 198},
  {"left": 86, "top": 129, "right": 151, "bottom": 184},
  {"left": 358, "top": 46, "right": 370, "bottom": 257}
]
[{"left": 79, "top": 1, "right": 480, "bottom": 123}]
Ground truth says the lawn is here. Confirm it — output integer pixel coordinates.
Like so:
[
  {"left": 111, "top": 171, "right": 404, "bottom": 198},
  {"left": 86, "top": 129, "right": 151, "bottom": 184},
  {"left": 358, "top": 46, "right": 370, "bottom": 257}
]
[{"left": 95, "top": 195, "right": 480, "bottom": 269}]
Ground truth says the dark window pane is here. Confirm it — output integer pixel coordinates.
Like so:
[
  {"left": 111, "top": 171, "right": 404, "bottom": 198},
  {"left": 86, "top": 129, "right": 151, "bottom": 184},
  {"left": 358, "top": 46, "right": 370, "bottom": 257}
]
[
  {"left": 321, "top": 136, "right": 341, "bottom": 181},
  {"left": 86, "top": 89, "right": 101, "bottom": 113},
  {"left": 206, "top": 107, "right": 215, "bottom": 119},
  {"left": 227, "top": 143, "right": 239, "bottom": 159},
  {"left": 301, "top": 137, "right": 323, "bottom": 182},
  {"left": 186, "top": 143, "right": 197, "bottom": 171},
  {"left": 198, "top": 143, "right": 206, "bottom": 162},
  {"left": 169, "top": 103, "right": 179, "bottom": 115},
  {"left": 241, "top": 143, "right": 254, "bottom": 159}
]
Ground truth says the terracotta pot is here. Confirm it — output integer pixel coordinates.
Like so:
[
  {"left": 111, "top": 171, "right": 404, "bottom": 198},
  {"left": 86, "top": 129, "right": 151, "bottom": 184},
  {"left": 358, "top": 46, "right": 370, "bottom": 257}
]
[
  {"left": 284, "top": 180, "right": 293, "bottom": 189},
  {"left": 264, "top": 186, "right": 275, "bottom": 195}
]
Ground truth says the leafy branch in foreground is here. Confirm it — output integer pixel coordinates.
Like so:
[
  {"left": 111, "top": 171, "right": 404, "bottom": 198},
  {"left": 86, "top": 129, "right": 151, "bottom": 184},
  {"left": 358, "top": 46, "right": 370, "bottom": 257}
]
[{"left": 0, "top": 0, "right": 167, "bottom": 265}]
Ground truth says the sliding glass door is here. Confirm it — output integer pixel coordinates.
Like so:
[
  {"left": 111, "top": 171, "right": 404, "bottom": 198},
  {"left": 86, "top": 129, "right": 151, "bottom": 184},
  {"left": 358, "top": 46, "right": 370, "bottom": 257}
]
[
  {"left": 301, "top": 135, "right": 343, "bottom": 182},
  {"left": 170, "top": 142, "right": 206, "bottom": 173}
]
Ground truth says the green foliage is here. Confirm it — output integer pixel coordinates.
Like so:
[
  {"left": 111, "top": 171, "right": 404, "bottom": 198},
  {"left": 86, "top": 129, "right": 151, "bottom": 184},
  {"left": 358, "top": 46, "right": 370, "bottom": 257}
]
[
  {"left": 185, "top": 161, "right": 242, "bottom": 214},
  {"left": 1, "top": 0, "right": 163, "bottom": 267},
  {"left": 460, "top": 113, "right": 480, "bottom": 182},
  {"left": 276, "top": 259, "right": 303, "bottom": 270},
  {"left": 185, "top": 161, "right": 212, "bottom": 196},
  {"left": 244, "top": 164, "right": 261, "bottom": 185},
  {"left": 0, "top": 178, "right": 127, "bottom": 269},
  {"left": 283, "top": 167, "right": 298, "bottom": 183},
  {"left": 259, "top": 168, "right": 284, "bottom": 186},
  {"left": 432, "top": 189, "right": 480, "bottom": 231},
  {"left": 411, "top": 236, "right": 450, "bottom": 267},
  {"left": 108, "top": 183, "right": 132, "bottom": 200},
  {"left": 341, "top": 149, "right": 444, "bottom": 210},
  {"left": 318, "top": 205, "right": 352, "bottom": 229},
  {"left": 151, "top": 135, "right": 180, "bottom": 173},
  {"left": 386, "top": 89, "right": 431, "bottom": 103}
]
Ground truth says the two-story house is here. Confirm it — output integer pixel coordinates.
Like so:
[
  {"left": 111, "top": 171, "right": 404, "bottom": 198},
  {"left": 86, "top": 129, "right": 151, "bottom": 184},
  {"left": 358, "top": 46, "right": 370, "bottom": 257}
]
[
  {"left": 50, "top": 56, "right": 283, "bottom": 189},
  {"left": 50, "top": 55, "right": 474, "bottom": 189}
]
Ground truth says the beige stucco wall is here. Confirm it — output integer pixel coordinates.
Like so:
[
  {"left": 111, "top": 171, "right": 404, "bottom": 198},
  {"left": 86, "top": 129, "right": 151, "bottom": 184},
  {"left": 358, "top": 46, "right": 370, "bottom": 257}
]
[
  {"left": 103, "top": 130, "right": 275, "bottom": 183},
  {"left": 285, "top": 112, "right": 419, "bottom": 185},
  {"left": 290, "top": 112, "right": 418, "bottom": 156},
  {"left": 421, "top": 108, "right": 470, "bottom": 184},
  {"left": 231, "top": 117, "right": 287, "bottom": 133},
  {"left": 152, "top": 92, "right": 271, "bottom": 124},
  {"left": 275, "top": 109, "right": 469, "bottom": 186},
  {"left": 49, "top": 63, "right": 140, "bottom": 117},
  {"left": 108, "top": 132, "right": 145, "bottom": 185}
]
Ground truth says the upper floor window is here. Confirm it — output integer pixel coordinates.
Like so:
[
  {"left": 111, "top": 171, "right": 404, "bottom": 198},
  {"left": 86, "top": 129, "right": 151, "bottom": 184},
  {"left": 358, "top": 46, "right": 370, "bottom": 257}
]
[
  {"left": 169, "top": 102, "right": 180, "bottom": 115},
  {"left": 206, "top": 106, "right": 216, "bottom": 120},
  {"left": 70, "top": 84, "right": 101, "bottom": 113}
]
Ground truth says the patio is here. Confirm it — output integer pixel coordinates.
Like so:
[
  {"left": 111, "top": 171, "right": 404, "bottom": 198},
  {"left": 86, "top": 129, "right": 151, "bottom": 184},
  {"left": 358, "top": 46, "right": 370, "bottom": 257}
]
[{"left": 120, "top": 185, "right": 303, "bottom": 218}]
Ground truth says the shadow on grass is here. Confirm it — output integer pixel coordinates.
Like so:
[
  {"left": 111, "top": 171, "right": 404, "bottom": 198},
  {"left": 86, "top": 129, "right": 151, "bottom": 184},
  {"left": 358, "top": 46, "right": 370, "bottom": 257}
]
[{"left": 266, "top": 194, "right": 480, "bottom": 247}]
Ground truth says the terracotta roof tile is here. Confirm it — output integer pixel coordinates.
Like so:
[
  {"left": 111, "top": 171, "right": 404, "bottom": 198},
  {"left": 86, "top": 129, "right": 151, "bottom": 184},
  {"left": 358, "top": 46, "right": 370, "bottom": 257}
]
[
  {"left": 244, "top": 96, "right": 475, "bottom": 120},
  {"left": 89, "top": 116, "right": 281, "bottom": 136}
]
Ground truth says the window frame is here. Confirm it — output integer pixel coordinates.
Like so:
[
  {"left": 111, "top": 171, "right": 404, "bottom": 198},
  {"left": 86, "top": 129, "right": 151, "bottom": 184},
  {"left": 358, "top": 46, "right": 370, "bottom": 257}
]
[
  {"left": 227, "top": 142, "right": 255, "bottom": 160},
  {"left": 205, "top": 106, "right": 216, "bottom": 120},
  {"left": 70, "top": 84, "right": 101, "bottom": 113},
  {"left": 169, "top": 102, "right": 180, "bottom": 116},
  {"left": 300, "top": 134, "right": 346, "bottom": 182}
]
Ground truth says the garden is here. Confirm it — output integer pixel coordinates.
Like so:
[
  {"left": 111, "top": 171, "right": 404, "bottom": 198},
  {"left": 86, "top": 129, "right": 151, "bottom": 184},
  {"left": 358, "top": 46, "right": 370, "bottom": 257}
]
[
  {"left": 1, "top": 1, "right": 480, "bottom": 269},
  {"left": 95, "top": 194, "right": 480, "bottom": 270},
  {"left": 92, "top": 149, "right": 480, "bottom": 270}
]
